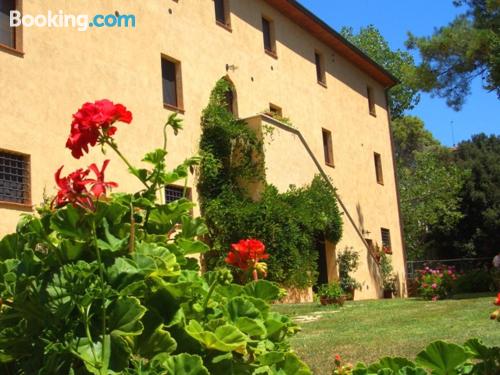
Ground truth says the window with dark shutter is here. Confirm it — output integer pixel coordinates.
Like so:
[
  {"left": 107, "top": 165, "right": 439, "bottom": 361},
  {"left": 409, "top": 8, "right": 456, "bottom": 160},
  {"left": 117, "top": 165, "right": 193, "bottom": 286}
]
[
  {"left": 262, "top": 17, "right": 276, "bottom": 55},
  {"left": 367, "top": 86, "right": 376, "bottom": 116},
  {"left": 0, "top": 0, "right": 16, "bottom": 48},
  {"left": 0, "top": 150, "right": 30, "bottom": 205},
  {"left": 374, "top": 152, "right": 383, "bottom": 184},
  {"left": 162, "top": 59, "right": 177, "bottom": 107},
  {"left": 381, "top": 228, "right": 391, "bottom": 248},
  {"left": 214, "top": 0, "right": 226, "bottom": 24},
  {"left": 161, "top": 55, "right": 183, "bottom": 111},
  {"left": 315, "top": 51, "right": 326, "bottom": 85},
  {"left": 322, "top": 129, "right": 334, "bottom": 167}
]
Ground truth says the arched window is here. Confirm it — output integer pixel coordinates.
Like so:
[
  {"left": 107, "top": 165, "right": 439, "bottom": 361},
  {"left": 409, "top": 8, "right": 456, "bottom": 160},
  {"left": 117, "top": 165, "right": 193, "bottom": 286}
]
[{"left": 222, "top": 76, "right": 238, "bottom": 116}]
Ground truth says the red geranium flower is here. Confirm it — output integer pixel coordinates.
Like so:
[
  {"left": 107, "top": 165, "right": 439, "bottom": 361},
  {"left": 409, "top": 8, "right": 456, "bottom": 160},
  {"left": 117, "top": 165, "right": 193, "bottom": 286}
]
[
  {"left": 225, "top": 239, "right": 269, "bottom": 270},
  {"left": 52, "top": 159, "right": 117, "bottom": 210},
  {"left": 66, "top": 100, "right": 132, "bottom": 159},
  {"left": 86, "top": 160, "right": 118, "bottom": 198},
  {"left": 53, "top": 166, "right": 94, "bottom": 210},
  {"left": 495, "top": 292, "right": 500, "bottom": 306}
]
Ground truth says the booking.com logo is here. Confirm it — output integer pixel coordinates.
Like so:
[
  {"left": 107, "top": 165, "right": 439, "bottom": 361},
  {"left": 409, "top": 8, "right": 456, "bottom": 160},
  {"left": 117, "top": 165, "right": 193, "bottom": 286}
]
[{"left": 9, "top": 10, "right": 136, "bottom": 32}]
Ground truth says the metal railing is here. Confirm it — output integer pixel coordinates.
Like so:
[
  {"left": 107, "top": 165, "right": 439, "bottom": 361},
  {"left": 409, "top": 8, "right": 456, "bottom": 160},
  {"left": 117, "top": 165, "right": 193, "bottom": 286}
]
[{"left": 406, "top": 257, "right": 492, "bottom": 279}]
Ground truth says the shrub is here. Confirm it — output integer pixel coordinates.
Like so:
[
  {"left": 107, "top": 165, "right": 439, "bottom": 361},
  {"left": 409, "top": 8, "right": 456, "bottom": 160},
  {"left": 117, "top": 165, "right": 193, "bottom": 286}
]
[
  {"left": 317, "top": 282, "right": 344, "bottom": 300},
  {"left": 416, "top": 264, "right": 457, "bottom": 300},
  {"left": 337, "top": 247, "right": 361, "bottom": 296},
  {"left": 0, "top": 101, "right": 311, "bottom": 374},
  {"left": 453, "top": 268, "right": 494, "bottom": 294}
]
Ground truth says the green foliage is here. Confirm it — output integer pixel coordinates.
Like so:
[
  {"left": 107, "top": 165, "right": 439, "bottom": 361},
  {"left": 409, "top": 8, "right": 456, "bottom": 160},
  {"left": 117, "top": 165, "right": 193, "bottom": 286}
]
[
  {"left": 0, "top": 116, "right": 311, "bottom": 374},
  {"left": 317, "top": 282, "right": 344, "bottom": 299},
  {"left": 416, "top": 264, "right": 457, "bottom": 300},
  {"left": 379, "top": 253, "right": 396, "bottom": 293},
  {"left": 407, "top": 0, "right": 500, "bottom": 109},
  {"left": 341, "top": 25, "right": 419, "bottom": 118},
  {"left": 199, "top": 79, "right": 343, "bottom": 288},
  {"left": 337, "top": 247, "right": 361, "bottom": 293},
  {"left": 392, "top": 116, "right": 468, "bottom": 260},
  {"left": 352, "top": 339, "right": 500, "bottom": 375},
  {"left": 442, "top": 134, "right": 500, "bottom": 258},
  {"left": 453, "top": 268, "right": 494, "bottom": 293}
]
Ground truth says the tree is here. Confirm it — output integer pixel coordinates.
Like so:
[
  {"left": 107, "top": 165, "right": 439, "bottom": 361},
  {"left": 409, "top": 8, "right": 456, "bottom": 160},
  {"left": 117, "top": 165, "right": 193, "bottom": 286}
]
[
  {"left": 392, "top": 117, "right": 468, "bottom": 260},
  {"left": 407, "top": 0, "right": 500, "bottom": 110},
  {"left": 341, "top": 25, "right": 420, "bottom": 118},
  {"left": 442, "top": 134, "right": 500, "bottom": 258}
]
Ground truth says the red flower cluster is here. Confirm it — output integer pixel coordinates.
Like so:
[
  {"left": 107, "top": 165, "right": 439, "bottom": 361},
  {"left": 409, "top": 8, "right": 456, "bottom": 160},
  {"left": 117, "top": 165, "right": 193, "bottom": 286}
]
[
  {"left": 66, "top": 99, "right": 132, "bottom": 159},
  {"left": 495, "top": 292, "right": 500, "bottom": 306},
  {"left": 53, "top": 160, "right": 117, "bottom": 210},
  {"left": 383, "top": 246, "right": 392, "bottom": 255},
  {"left": 225, "top": 239, "right": 269, "bottom": 271}
]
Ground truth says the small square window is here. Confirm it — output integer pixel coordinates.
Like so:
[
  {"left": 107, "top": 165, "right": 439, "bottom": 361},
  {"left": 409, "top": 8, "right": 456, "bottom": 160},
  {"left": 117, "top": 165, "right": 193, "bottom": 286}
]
[
  {"left": 165, "top": 185, "right": 191, "bottom": 203},
  {"left": 367, "top": 86, "right": 376, "bottom": 116},
  {"left": 0, "top": 150, "right": 30, "bottom": 205},
  {"left": 381, "top": 228, "right": 391, "bottom": 248},
  {"left": 322, "top": 129, "right": 334, "bottom": 167},
  {"left": 214, "top": 0, "right": 231, "bottom": 30},
  {"left": 161, "top": 55, "right": 184, "bottom": 112},
  {"left": 262, "top": 16, "right": 276, "bottom": 57},
  {"left": 268, "top": 103, "right": 282, "bottom": 117},
  {"left": 374, "top": 152, "right": 383, "bottom": 185},
  {"left": 315, "top": 51, "right": 326, "bottom": 86},
  {"left": 0, "top": 0, "right": 22, "bottom": 52}
]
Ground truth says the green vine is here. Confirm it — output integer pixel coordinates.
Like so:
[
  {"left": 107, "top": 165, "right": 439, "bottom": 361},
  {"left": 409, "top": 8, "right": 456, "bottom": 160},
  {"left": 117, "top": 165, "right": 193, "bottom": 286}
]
[{"left": 198, "top": 79, "right": 343, "bottom": 288}]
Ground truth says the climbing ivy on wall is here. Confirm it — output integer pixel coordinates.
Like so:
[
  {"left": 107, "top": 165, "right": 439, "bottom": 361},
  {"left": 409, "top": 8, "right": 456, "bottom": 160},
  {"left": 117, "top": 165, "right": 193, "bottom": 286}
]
[{"left": 198, "top": 79, "right": 343, "bottom": 288}]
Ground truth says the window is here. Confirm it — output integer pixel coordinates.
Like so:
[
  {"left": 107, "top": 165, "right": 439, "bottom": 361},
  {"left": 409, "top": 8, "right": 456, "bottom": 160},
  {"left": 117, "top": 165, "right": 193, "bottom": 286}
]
[
  {"left": 322, "top": 129, "right": 334, "bottom": 167},
  {"left": 315, "top": 51, "right": 326, "bottom": 85},
  {"left": 381, "top": 228, "right": 391, "bottom": 249},
  {"left": 374, "top": 152, "right": 383, "bottom": 184},
  {"left": 0, "top": 0, "right": 22, "bottom": 52},
  {"left": 367, "top": 86, "right": 376, "bottom": 116},
  {"left": 161, "top": 55, "right": 183, "bottom": 111},
  {"left": 268, "top": 103, "right": 282, "bottom": 117},
  {"left": 165, "top": 185, "right": 191, "bottom": 203},
  {"left": 214, "top": 0, "right": 230, "bottom": 29},
  {"left": 262, "top": 16, "right": 276, "bottom": 56},
  {"left": 0, "top": 150, "right": 30, "bottom": 205},
  {"left": 224, "top": 87, "right": 235, "bottom": 114}
]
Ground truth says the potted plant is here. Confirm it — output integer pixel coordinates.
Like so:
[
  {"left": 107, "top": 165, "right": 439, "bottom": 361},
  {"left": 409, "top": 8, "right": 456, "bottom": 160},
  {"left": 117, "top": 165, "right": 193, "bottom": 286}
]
[
  {"left": 380, "top": 252, "right": 397, "bottom": 298},
  {"left": 337, "top": 247, "right": 362, "bottom": 300},
  {"left": 317, "top": 282, "right": 346, "bottom": 306}
]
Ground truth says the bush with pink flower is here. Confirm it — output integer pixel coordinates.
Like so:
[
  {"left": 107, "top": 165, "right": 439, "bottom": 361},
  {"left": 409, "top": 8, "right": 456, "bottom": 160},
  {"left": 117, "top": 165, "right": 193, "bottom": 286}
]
[{"left": 416, "top": 264, "right": 457, "bottom": 300}]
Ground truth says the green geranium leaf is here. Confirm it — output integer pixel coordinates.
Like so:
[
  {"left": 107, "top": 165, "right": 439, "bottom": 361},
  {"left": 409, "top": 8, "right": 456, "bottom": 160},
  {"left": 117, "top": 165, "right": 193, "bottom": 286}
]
[
  {"left": 97, "top": 218, "right": 129, "bottom": 253},
  {"left": 108, "top": 297, "right": 147, "bottom": 336},
  {"left": 416, "top": 340, "right": 469, "bottom": 375},
  {"left": 136, "top": 324, "right": 177, "bottom": 358},
  {"left": 368, "top": 357, "right": 416, "bottom": 372},
  {"left": 143, "top": 149, "right": 168, "bottom": 165},
  {"left": 227, "top": 296, "right": 262, "bottom": 321},
  {"left": 176, "top": 238, "right": 210, "bottom": 255},
  {"left": 160, "top": 353, "right": 209, "bottom": 375},
  {"left": 235, "top": 317, "right": 267, "bottom": 338},
  {"left": 186, "top": 320, "right": 248, "bottom": 354},
  {"left": 75, "top": 335, "right": 111, "bottom": 375},
  {"left": 0, "top": 234, "right": 20, "bottom": 260},
  {"left": 244, "top": 280, "right": 281, "bottom": 302},
  {"left": 147, "top": 200, "right": 194, "bottom": 234},
  {"left": 50, "top": 205, "right": 88, "bottom": 239},
  {"left": 278, "top": 353, "right": 312, "bottom": 375}
]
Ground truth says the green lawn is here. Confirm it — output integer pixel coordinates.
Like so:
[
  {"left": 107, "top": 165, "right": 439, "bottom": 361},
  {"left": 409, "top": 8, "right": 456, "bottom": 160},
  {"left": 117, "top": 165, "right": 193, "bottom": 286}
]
[{"left": 272, "top": 294, "right": 500, "bottom": 375}]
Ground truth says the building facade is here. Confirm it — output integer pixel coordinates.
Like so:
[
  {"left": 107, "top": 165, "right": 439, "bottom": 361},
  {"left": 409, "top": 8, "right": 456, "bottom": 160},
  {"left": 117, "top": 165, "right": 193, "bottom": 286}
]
[{"left": 0, "top": 0, "right": 407, "bottom": 299}]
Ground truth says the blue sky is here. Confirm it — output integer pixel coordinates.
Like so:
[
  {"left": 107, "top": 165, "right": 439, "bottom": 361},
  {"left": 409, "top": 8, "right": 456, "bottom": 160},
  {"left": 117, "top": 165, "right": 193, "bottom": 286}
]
[{"left": 299, "top": 0, "right": 499, "bottom": 146}]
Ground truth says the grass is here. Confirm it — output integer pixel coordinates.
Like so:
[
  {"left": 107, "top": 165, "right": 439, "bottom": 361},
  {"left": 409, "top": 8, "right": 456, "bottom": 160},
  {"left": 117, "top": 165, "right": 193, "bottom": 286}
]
[{"left": 272, "top": 293, "right": 500, "bottom": 374}]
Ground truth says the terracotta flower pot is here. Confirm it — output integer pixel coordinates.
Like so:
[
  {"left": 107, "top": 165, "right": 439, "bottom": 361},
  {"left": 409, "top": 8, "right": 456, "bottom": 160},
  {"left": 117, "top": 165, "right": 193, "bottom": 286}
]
[
  {"left": 344, "top": 287, "right": 355, "bottom": 301},
  {"left": 320, "top": 295, "right": 346, "bottom": 306}
]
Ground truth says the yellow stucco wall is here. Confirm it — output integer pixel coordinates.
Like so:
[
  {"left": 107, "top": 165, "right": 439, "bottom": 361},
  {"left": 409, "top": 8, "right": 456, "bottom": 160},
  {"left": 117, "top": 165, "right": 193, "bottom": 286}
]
[{"left": 0, "top": 0, "right": 406, "bottom": 299}]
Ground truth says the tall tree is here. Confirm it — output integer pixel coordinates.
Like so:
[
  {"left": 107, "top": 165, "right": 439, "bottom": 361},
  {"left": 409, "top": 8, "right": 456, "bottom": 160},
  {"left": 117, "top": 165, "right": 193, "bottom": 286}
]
[
  {"left": 392, "top": 117, "right": 468, "bottom": 260},
  {"left": 440, "top": 134, "right": 500, "bottom": 258},
  {"left": 407, "top": 0, "right": 500, "bottom": 110},
  {"left": 341, "top": 25, "right": 420, "bottom": 118}
]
